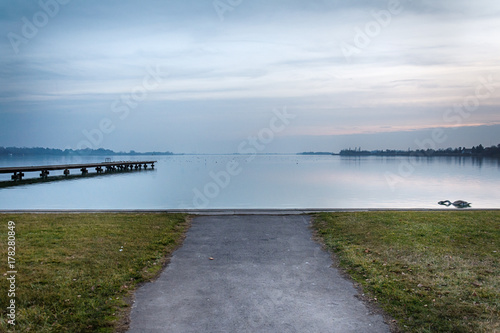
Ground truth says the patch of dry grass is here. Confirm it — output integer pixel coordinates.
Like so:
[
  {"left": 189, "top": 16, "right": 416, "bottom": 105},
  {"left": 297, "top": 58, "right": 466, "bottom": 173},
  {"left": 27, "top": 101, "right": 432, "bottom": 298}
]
[
  {"left": 313, "top": 211, "right": 499, "bottom": 333},
  {"left": 0, "top": 213, "right": 189, "bottom": 332}
]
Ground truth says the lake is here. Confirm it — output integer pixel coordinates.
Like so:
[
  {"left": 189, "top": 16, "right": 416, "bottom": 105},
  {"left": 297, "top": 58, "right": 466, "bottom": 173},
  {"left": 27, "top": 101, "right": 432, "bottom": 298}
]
[{"left": 0, "top": 154, "right": 499, "bottom": 210}]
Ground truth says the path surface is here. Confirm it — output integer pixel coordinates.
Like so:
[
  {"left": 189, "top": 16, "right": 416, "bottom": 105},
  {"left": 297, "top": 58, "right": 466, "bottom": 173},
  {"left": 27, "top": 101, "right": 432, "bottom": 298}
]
[{"left": 128, "top": 215, "right": 390, "bottom": 332}]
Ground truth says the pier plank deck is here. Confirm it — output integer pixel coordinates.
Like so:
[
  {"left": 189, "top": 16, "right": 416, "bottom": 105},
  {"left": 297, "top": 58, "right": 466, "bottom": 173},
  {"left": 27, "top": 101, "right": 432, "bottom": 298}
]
[{"left": 0, "top": 161, "right": 156, "bottom": 180}]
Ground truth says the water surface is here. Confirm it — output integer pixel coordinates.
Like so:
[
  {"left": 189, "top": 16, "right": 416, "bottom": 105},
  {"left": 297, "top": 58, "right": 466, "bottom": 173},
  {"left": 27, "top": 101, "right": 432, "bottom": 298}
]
[{"left": 0, "top": 155, "right": 499, "bottom": 209}]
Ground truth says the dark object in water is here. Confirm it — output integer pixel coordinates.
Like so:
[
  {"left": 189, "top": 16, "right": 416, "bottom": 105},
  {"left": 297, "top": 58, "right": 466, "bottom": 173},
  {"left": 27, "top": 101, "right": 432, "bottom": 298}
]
[{"left": 438, "top": 200, "right": 471, "bottom": 208}]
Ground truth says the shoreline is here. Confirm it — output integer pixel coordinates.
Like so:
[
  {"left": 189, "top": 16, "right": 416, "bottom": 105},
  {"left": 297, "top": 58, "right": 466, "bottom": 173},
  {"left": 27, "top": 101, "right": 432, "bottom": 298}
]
[{"left": 1, "top": 208, "right": 499, "bottom": 215}]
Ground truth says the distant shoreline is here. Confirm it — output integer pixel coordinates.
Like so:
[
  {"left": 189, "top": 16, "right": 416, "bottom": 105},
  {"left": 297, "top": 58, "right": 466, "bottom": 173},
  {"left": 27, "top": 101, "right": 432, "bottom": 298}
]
[
  {"left": 0, "top": 147, "right": 174, "bottom": 157},
  {"left": 337, "top": 151, "right": 500, "bottom": 158},
  {"left": 338, "top": 143, "right": 500, "bottom": 158},
  {"left": 2, "top": 145, "right": 499, "bottom": 158}
]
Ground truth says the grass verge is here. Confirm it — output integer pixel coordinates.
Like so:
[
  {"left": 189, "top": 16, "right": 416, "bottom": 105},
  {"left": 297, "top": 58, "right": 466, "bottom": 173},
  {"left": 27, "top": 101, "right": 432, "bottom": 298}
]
[
  {"left": 313, "top": 211, "right": 499, "bottom": 333},
  {"left": 0, "top": 213, "right": 190, "bottom": 332}
]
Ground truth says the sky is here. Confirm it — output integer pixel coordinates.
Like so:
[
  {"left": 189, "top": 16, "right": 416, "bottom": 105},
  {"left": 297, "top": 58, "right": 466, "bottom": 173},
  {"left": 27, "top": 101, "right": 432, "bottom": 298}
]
[{"left": 1, "top": 0, "right": 499, "bottom": 154}]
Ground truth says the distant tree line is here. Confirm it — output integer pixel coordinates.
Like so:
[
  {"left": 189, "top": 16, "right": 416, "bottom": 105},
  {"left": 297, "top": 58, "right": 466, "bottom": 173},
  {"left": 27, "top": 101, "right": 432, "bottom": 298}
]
[
  {"left": 298, "top": 152, "right": 334, "bottom": 155},
  {"left": 0, "top": 147, "right": 174, "bottom": 157},
  {"left": 339, "top": 144, "right": 500, "bottom": 157}
]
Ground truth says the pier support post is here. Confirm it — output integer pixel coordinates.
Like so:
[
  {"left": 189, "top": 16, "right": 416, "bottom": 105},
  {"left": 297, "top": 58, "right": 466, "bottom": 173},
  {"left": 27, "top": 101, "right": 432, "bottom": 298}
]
[
  {"left": 81, "top": 167, "right": 88, "bottom": 175},
  {"left": 11, "top": 172, "right": 24, "bottom": 181},
  {"left": 40, "top": 170, "right": 49, "bottom": 179},
  {"left": 64, "top": 169, "right": 70, "bottom": 176},
  {"left": 151, "top": 163, "right": 155, "bottom": 169}
]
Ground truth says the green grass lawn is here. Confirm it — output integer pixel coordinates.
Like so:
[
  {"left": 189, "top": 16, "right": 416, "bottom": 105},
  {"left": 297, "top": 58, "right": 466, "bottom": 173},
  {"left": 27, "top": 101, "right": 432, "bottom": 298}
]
[
  {"left": 0, "top": 213, "right": 189, "bottom": 332},
  {"left": 313, "top": 211, "right": 499, "bottom": 333}
]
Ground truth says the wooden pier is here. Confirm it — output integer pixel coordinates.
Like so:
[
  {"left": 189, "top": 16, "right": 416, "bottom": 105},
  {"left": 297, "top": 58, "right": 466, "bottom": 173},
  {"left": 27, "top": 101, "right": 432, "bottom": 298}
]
[{"left": 0, "top": 161, "right": 156, "bottom": 181}]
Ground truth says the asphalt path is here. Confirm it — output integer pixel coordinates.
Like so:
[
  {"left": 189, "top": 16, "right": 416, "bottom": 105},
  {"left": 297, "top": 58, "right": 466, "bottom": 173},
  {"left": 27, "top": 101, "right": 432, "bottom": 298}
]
[{"left": 128, "top": 215, "right": 390, "bottom": 332}]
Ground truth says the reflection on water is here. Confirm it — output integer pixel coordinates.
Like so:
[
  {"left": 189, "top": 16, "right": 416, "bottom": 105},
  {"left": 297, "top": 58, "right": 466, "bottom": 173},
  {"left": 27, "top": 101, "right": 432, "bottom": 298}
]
[
  {"left": 0, "top": 169, "right": 156, "bottom": 189},
  {"left": 0, "top": 155, "right": 499, "bottom": 209}
]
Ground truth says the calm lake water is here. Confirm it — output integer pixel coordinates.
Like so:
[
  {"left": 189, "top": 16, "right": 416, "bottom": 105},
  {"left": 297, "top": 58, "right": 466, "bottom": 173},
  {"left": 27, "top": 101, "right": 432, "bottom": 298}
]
[{"left": 0, "top": 155, "right": 499, "bottom": 210}]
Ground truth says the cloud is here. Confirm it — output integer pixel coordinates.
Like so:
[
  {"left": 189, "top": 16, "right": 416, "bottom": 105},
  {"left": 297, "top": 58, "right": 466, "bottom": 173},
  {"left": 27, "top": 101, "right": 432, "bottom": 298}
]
[{"left": 1, "top": 0, "right": 499, "bottom": 152}]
